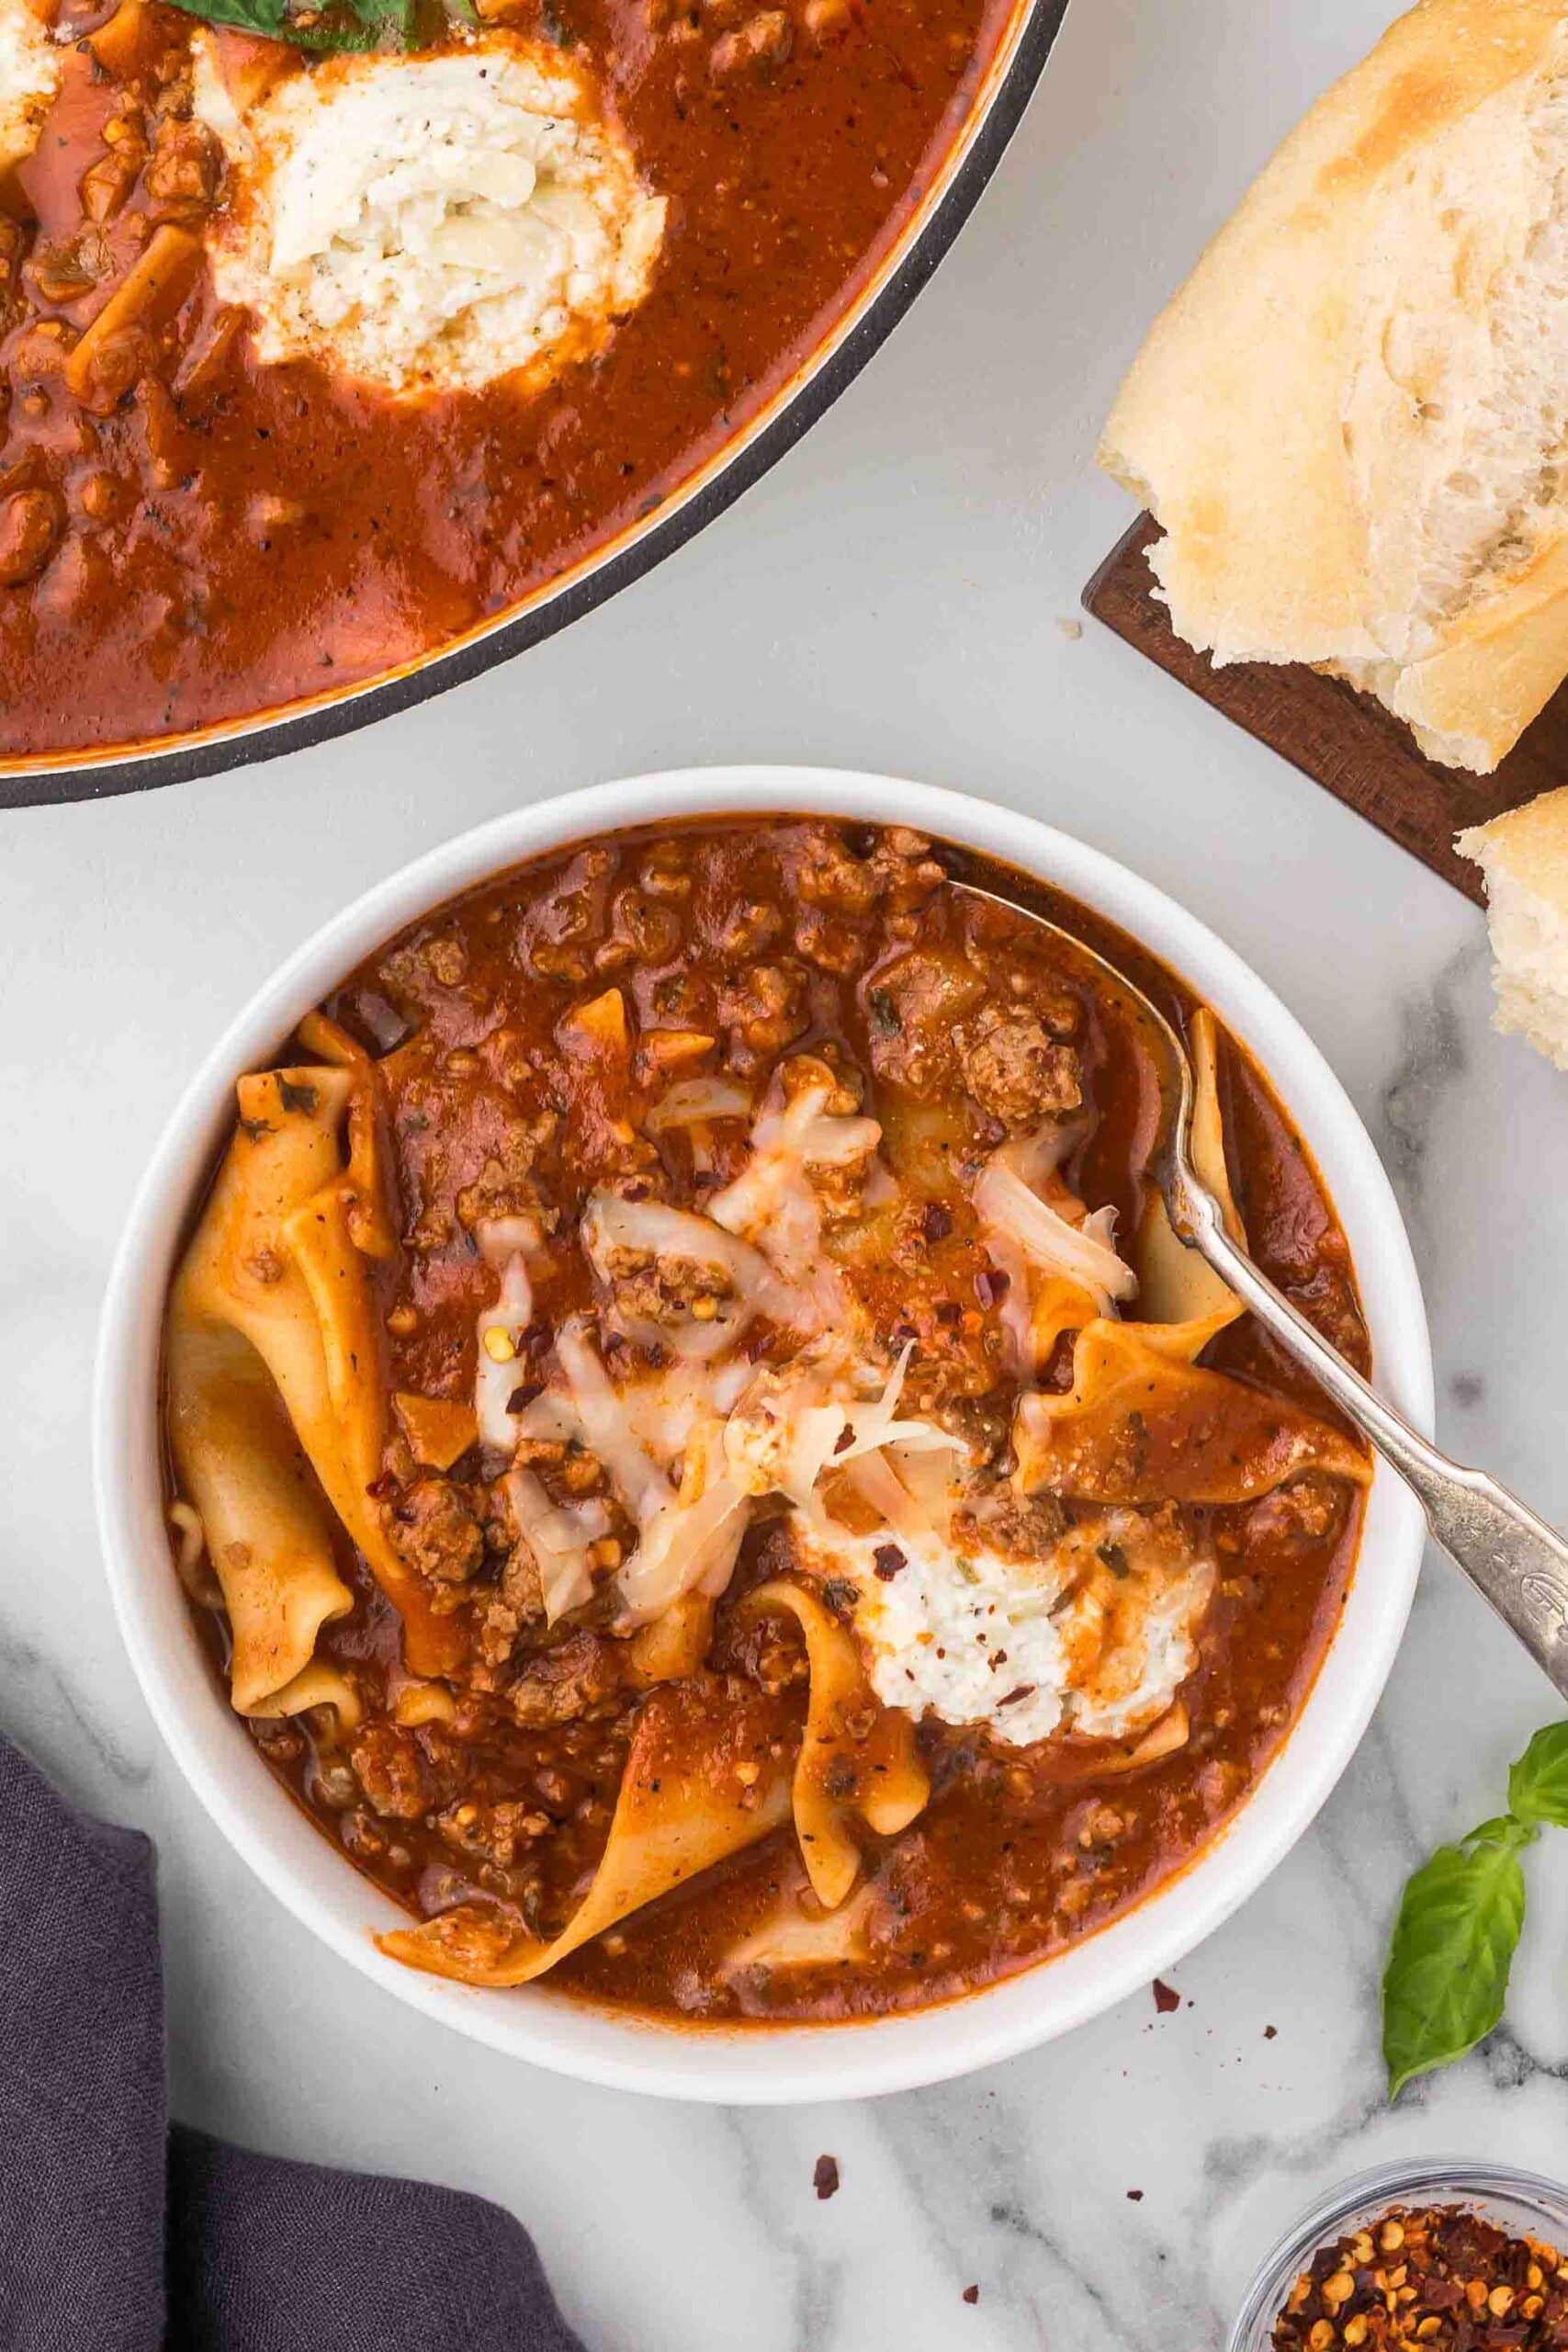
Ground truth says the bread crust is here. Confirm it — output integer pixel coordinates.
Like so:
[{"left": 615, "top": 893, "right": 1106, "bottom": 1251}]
[
  {"left": 1458, "top": 784, "right": 1568, "bottom": 1067},
  {"left": 1458, "top": 777, "right": 1568, "bottom": 899},
  {"left": 1100, "top": 0, "right": 1568, "bottom": 773}
]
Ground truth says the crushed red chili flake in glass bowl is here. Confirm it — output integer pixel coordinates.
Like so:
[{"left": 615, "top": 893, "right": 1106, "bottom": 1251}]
[{"left": 1227, "top": 2165, "right": 1568, "bottom": 2352}]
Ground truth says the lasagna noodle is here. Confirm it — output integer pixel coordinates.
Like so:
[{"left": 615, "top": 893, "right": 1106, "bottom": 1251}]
[
  {"left": 1025, "top": 1269, "right": 1107, "bottom": 1367},
  {"left": 296, "top": 1005, "right": 400, "bottom": 1260},
  {"left": 165, "top": 1060, "right": 462, "bottom": 1712},
  {"left": 269, "top": 1657, "right": 365, "bottom": 1733},
  {"left": 1013, "top": 1314, "right": 1371, "bottom": 1506},
  {"left": 378, "top": 1680, "right": 796, "bottom": 1986},
  {"left": 740, "top": 1577, "right": 930, "bottom": 1911},
  {"left": 163, "top": 1313, "right": 353, "bottom": 1715},
  {"left": 64, "top": 223, "right": 202, "bottom": 401},
  {"left": 722, "top": 1879, "right": 880, "bottom": 1976},
  {"left": 626, "top": 1589, "right": 716, "bottom": 1683}
]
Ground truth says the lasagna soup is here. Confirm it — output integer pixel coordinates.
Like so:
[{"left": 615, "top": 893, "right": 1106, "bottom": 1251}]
[
  {"left": 162, "top": 818, "right": 1371, "bottom": 2022},
  {"left": 0, "top": 0, "right": 1013, "bottom": 758}
]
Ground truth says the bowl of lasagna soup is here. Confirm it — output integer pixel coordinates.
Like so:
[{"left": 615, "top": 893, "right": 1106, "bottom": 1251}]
[{"left": 94, "top": 769, "right": 1432, "bottom": 2099}]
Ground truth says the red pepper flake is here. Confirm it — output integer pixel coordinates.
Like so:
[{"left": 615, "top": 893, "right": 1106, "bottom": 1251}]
[
  {"left": 962, "top": 2286, "right": 979, "bottom": 2306},
  {"left": 1269, "top": 2201, "right": 1568, "bottom": 2348},
  {"left": 997, "top": 1685, "right": 1036, "bottom": 1709},
  {"left": 975, "top": 1269, "right": 1010, "bottom": 1307},
  {"left": 1152, "top": 1980, "right": 1180, "bottom": 2015},
  {"left": 833, "top": 1423, "right": 856, "bottom": 1454},
  {"left": 874, "top": 1544, "right": 907, "bottom": 1581},
  {"left": 1127, "top": 2190, "right": 1145, "bottom": 2202},
  {"left": 1263, "top": 2024, "right": 1277, "bottom": 2041},
  {"left": 813, "top": 2155, "right": 840, "bottom": 2201},
  {"left": 922, "top": 1201, "right": 953, "bottom": 1243},
  {"left": 506, "top": 1382, "right": 544, "bottom": 1414}
]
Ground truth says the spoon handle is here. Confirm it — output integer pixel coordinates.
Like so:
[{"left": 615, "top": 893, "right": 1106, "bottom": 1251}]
[{"left": 1179, "top": 1183, "right": 1568, "bottom": 1701}]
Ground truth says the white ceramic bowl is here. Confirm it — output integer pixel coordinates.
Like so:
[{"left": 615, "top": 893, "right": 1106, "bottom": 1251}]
[{"left": 93, "top": 766, "right": 1433, "bottom": 2103}]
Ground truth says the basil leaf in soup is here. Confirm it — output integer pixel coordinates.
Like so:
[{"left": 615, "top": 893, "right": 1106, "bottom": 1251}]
[
  {"left": 162, "top": 0, "right": 419, "bottom": 53},
  {"left": 1382, "top": 1820, "right": 1534, "bottom": 2099},
  {"left": 1507, "top": 1722, "right": 1568, "bottom": 1829}
]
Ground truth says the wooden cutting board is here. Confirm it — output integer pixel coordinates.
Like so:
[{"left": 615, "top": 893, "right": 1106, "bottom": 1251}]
[{"left": 1083, "top": 514, "right": 1568, "bottom": 906}]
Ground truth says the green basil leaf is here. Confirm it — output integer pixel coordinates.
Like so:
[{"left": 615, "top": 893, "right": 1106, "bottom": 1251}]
[
  {"left": 1507, "top": 1723, "right": 1568, "bottom": 1829},
  {"left": 1382, "top": 1822, "right": 1534, "bottom": 2099},
  {"left": 161, "top": 0, "right": 416, "bottom": 55},
  {"left": 1468, "top": 1815, "right": 1527, "bottom": 1845}
]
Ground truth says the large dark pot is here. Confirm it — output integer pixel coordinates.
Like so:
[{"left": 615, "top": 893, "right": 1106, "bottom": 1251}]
[{"left": 6, "top": 0, "right": 1071, "bottom": 810}]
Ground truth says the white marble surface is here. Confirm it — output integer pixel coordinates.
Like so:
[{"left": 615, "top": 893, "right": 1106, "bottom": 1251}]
[{"left": 6, "top": 0, "right": 1568, "bottom": 2342}]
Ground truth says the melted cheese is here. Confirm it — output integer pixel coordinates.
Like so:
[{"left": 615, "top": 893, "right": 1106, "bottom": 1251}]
[
  {"left": 463, "top": 1096, "right": 1212, "bottom": 1724},
  {"left": 790, "top": 1507, "right": 1214, "bottom": 1750},
  {"left": 974, "top": 1124, "right": 1138, "bottom": 1375},
  {"left": 0, "top": 0, "right": 59, "bottom": 174},
  {"left": 196, "top": 32, "right": 666, "bottom": 396},
  {"left": 709, "top": 1084, "right": 878, "bottom": 1320},
  {"left": 475, "top": 1247, "right": 536, "bottom": 1448}
]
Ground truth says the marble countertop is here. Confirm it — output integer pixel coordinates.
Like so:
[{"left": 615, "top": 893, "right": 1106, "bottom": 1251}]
[{"left": 7, "top": 0, "right": 1568, "bottom": 2343}]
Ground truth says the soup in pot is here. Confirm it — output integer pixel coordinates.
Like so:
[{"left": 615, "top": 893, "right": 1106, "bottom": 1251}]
[{"left": 0, "top": 0, "right": 1014, "bottom": 758}]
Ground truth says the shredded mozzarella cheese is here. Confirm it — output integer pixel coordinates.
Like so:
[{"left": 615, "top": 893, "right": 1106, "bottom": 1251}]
[
  {"left": 709, "top": 1085, "right": 878, "bottom": 1313},
  {"left": 466, "top": 1097, "right": 1201, "bottom": 1750},
  {"left": 474, "top": 1250, "right": 536, "bottom": 1448},
  {"left": 506, "top": 1468, "right": 611, "bottom": 1623},
  {"left": 973, "top": 1157, "right": 1136, "bottom": 1313},
  {"left": 555, "top": 1316, "right": 674, "bottom": 1522}
]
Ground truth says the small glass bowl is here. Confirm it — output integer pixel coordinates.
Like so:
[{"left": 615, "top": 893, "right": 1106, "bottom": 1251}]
[{"left": 1226, "top": 2158, "right": 1568, "bottom": 2352}]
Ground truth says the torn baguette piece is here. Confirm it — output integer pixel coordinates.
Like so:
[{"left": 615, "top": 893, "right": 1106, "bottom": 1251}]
[
  {"left": 1459, "top": 786, "right": 1568, "bottom": 1066},
  {"left": 1100, "top": 0, "right": 1568, "bottom": 775}
]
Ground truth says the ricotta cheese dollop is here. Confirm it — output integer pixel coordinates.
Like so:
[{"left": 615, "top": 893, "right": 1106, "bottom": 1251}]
[
  {"left": 792, "top": 1504, "right": 1214, "bottom": 1750},
  {"left": 196, "top": 33, "right": 667, "bottom": 396},
  {"left": 0, "top": 0, "right": 60, "bottom": 175}
]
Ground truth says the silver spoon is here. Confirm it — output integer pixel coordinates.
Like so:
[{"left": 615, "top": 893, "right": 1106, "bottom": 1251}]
[{"left": 945, "top": 868, "right": 1568, "bottom": 1701}]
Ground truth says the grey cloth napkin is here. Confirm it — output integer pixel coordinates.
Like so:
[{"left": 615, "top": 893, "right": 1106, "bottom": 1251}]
[{"left": 0, "top": 1730, "right": 587, "bottom": 2352}]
